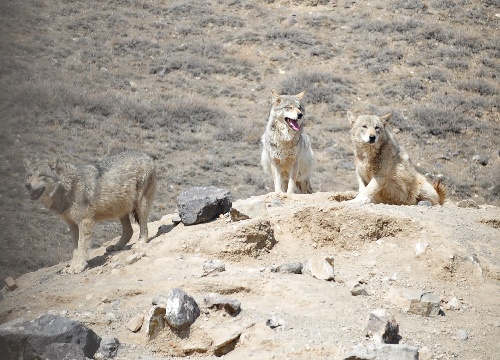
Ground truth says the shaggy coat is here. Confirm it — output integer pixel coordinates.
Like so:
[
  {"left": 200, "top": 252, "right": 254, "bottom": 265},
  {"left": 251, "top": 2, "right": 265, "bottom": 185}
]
[
  {"left": 24, "top": 151, "right": 157, "bottom": 273},
  {"left": 261, "top": 90, "right": 314, "bottom": 194},
  {"left": 348, "top": 112, "right": 445, "bottom": 205}
]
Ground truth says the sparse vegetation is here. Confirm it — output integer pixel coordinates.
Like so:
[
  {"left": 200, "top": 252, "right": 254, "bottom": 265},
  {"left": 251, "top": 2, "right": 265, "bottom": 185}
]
[{"left": 0, "top": 0, "right": 499, "bottom": 290}]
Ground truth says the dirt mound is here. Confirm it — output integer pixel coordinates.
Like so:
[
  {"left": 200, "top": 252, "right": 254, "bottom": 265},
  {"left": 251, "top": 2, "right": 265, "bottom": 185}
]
[{"left": 1, "top": 192, "right": 499, "bottom": 359}]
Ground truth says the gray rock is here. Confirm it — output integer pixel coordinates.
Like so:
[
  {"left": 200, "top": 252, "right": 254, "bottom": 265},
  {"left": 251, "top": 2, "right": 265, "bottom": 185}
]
[
  {"left": 177, "top": 186, "right": 232, "bottom": 225},
  {"left": 343, "top": 343, "right": 419, "bottom": 360},
  {"left": 202, "top": 259, "right": 226, "bottom": 274},
  {"left": 350, "top": 282, "right": 369, "bottom": 296},
  {"left": 266, "top": 315, "right": 286, "bottom": 330},
  {"left": 387, "top": 288, "right": 441, "bottom": 316},
  {"left": 270, "top": 262, "right": 303, "bottom": 274},
  {"left": 365, "top": 309, "right": 399, "bottom": 344},
  {"left": 418, "top": 200, "right": 432, "bottom": 207},
  {"left": 94, "top": 337, "right": 120, "bottom": 359},
  {"left": 203, "top": 293, "right": 241, "bottom": 315},
  {"left": 0, "top": 315, "right": 101, "bottom": 360},
  {"left": 42, "top": 343, "right": 86, "bottom": 360},
  {"left": 165, "top": 288, "right": 200, "bottom": 330},
  {"left": 472, "top": 155, "right": 488, "bottom": 166}
]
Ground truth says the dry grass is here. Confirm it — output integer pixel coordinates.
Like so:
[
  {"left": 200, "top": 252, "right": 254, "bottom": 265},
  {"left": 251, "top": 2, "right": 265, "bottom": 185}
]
[{"left": 0, "top": 0, "right": 498, "bottom": 280}]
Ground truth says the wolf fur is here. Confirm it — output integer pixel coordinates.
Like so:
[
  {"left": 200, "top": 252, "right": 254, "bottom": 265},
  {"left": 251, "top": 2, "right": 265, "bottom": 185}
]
[
  {"left": 24, "top": 151, "right": 157, "bottom": 274},
  {"left": 347, "top": 111, "right": 446, "bottom": 205},
  {"left": 261, "top": 90, "right": 314, "bottom": 194}
]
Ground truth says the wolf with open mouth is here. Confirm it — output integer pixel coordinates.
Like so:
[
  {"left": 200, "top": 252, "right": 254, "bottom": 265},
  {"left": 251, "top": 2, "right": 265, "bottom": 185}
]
[{"left": 261, "top": 90, "right": 314, "bottom": 194}]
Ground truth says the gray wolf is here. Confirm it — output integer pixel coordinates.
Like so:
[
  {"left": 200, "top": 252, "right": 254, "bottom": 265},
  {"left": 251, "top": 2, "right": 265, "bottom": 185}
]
[
  {"left": 261, "top": 90, "right": 314, "bottom": 194},
  {"left": 347, "top": 111, "right": 446, "bottom": 205},
  {"left": 24, "top": 151, "right": 157, "bottom": 274}
]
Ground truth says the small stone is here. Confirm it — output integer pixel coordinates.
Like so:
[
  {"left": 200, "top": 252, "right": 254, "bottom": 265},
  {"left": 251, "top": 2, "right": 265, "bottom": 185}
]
[
  {"left": 456, "top": 329, "right": 468, "bottom": 341},
  {"left": 266, "top": 315, "right": 286, "bottom": 330},
  {"left": 365, "top": 309, "right": 399, "bottom": 344},
  {"left": 4, "top": 277, "right": 17, "bottom": 291},
  {"left": 414, "top": 242, "right": 428, "bottom": 256},
  {"left": 203, "top": 259, "right": 226, "bottom": 274},
  {"left": 472, "top": 155, "right": 488, "bottom": 166},
  {"left": 270, "top": 262, "right": 303, "bottom": 274},
  {"left": 95, "top": 336, "right": 120, "bottom": 359},
  {"left": 125, "top": 252, "right": 144, "bottom": 265},
  {"left": 172, "top": 214, "right": 182, "bottom": 224},
  {"left": 350, "top": 283, "right": 369, "bottom": 296},
  {"left": 418, "top": 201, "right": 432, "bottom": 207},
  {"left": 457, "top": 199, "right": 479, "bottom": 208},
  {"left": 203, "top": 293, "right": 241, "bottom": 315},
  {"left": 303, "top": 257, "right": 334, "bottom": 281},
  {"left": 126, "top": 314, "right": 144, "bottom": 332},
  {"left": 442, "top": 296, "right": 461, "bottom": 311},
  {"left": 143, "top": 306, "right": 166, "bottom": 340}
]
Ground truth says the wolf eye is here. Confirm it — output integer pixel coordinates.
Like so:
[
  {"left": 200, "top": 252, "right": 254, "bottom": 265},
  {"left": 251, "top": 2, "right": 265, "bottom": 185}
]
[
  {"left": 362, "top": 125, "right": 368, "bottom": 129},
  {"left": 375, "top": 126, "right": 380, "bottom": 130}
]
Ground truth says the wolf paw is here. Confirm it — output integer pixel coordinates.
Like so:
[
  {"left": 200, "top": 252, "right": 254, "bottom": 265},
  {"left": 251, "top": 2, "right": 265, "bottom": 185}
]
[
  {"left": 106, "top": 244, "right": 123, "bottom": 253},
  {"left": 347, "top": 196, "right": 371, "bottom": 205},
  {"left": 65, "top": 261, "right": 88, "bottom": 274}
]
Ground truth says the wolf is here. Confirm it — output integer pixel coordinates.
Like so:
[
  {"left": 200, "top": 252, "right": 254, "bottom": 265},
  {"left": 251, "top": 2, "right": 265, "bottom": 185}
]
[
  {"left": 347, "top": 111, "right": 446, "bottom": 205},
  {"left": 24, "top": 151, "right": 157, "bottom": 274},
  {"left": 261, "top": 90, "right": 314, "bottom": 194}
]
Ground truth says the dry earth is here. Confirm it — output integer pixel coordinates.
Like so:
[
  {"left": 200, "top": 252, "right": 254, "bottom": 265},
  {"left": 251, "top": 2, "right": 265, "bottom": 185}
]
[
  {"left": 1, "top": 192, "right": 500, "bottom": 359},
  {"left": 0, "top": 0, "right": 499, "bottom": 358}
]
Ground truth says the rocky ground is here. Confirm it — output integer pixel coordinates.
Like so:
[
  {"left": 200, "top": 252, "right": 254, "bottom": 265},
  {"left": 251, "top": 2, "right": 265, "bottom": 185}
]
[{"left": 1, "top": 191, "right": 499, "bottom": 359}]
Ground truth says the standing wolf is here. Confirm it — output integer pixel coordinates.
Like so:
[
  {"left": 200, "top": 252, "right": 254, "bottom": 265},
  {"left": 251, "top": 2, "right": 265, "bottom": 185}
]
[
  {"left": 24, "top": 151, "right": 157, "bottom": 274},
  {"left": 347, "top": 111, "right": 446, "bottom": 205},
  {"left": 261, "top": 90, "right": 314, "bottom": 194}
]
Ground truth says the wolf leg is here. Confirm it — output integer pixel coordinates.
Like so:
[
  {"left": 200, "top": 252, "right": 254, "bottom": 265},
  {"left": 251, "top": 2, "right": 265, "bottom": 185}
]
[
  {"left": 135, "top": 198, "right": 150, "bottom": 244},
  {"left": 350, "top": 177, "right": 381, "bottom": 204},
  {"left": 67, "top": 219, "right": 93, "bottom": 274},
  {"left": 271, "top": 162, "right": 284, "bottom": 193},
  {"left": 106, "top": 215, "right": 133, "bottom": 252},
  {"left": 286, "top": 161, "right": 300, "bottom": 194}
]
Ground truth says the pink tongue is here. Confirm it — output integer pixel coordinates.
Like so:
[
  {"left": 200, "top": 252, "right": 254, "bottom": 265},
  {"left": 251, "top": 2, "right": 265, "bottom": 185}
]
[{"left": 289, "top": 119, "right": 300, "bottom": 131}]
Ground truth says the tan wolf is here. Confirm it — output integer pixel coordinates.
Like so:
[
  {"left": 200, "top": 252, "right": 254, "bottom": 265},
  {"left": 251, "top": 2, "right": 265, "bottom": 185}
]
[
  {"left": 261, "top": 90, "right": 314, "bottom": 194},
  {"left": 347, "top": 111, "right": 446, "bottom": 205},
  {"left": 24, "top": 151, "right": 157, "bottom": 274}
]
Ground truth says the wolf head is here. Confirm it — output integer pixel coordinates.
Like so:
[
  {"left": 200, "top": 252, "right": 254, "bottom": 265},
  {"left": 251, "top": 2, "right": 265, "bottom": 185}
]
[
  {"left": 270, "top": 90, "right": 306, "bottom": 132},
  {"left": 348, "top": 111, "right": 392, "bottom": 145},
  {"left": 23, "top": 158, "right": 61, "bottom": 201}
]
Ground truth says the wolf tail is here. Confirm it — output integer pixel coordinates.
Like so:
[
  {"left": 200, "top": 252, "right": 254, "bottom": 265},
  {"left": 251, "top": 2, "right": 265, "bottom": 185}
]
[{"left": 432, "top": 180, "right": 447, "bottom": 205}]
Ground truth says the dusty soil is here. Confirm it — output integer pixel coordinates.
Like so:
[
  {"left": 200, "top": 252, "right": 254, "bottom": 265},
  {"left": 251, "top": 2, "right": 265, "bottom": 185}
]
[{"left": 1, "top": 192, "right": 499, "bottom": 359}]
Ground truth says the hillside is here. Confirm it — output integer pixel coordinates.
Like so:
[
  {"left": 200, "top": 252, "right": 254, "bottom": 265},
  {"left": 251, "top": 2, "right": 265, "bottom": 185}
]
[{"left": 0, "top": 0, "right": 498, "bottom": 326}]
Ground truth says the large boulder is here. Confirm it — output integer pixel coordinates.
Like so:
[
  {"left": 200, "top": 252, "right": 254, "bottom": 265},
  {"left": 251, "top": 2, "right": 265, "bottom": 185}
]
[
  {"left": 177, "top": 186, "right": 232, "bottom": 225},
  {"left": 0, "top": 315, "right": 101, "bottom": 360}
]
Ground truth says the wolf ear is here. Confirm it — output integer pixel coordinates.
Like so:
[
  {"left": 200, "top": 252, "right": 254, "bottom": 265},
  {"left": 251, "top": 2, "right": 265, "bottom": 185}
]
[
  {"left": 347, "top": 111, "right": 357, "bottom": 126},
  {"left": 380, "top": 113, "right": 392, "bottom": 125},
  {"left": 23, "top": 158, "right": 32, "bottom": 171},
  {"left": 48, "top": 157, "right": 60, "bottom": 171},
  {"left": 271, "top": 89, "right": 281, "bottom": 104},
  {"left": 295, "top": 91, "right": 305, "bottom": 100}
]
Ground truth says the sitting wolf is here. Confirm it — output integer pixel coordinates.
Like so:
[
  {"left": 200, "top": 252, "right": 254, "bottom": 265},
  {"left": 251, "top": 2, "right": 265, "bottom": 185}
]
[{"left": 24, "top": 151, "right": 157, "bottom": 274}]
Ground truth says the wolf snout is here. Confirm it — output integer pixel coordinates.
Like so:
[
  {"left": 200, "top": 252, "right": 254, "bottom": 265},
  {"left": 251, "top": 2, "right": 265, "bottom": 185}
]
[
  {"left": 297, "top": 112, "right": 303, "bottom": 119},
  {"left": 368, "top": 135, "right": 377, "bottom": 143},
  {"left": 25, "top": 183, "right": 33, "bottom": 191}
]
